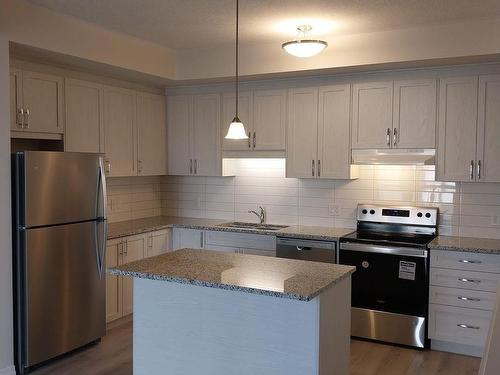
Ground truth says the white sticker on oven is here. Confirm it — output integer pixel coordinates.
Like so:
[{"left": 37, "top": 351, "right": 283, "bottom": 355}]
[{"left": 399, "top": 261, "right": 416, "bottom": 281}]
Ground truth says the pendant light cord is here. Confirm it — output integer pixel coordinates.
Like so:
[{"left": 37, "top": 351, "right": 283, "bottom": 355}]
[{"left": 235, "top": 0, "right": 239, "bottom": 117}]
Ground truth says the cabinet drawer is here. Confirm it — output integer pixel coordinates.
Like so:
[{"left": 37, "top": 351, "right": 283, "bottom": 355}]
[
  {"left": 430, "top": 268, "right": 500, "bottom": 292},
  {"left": 430, "top": 286, "right": 497, "bottom": 311},
  {"left": 205, "top": 231, "right": 276, "bottom": 251},
  {"left": 431, "top": 250, "right": 500, "bottom": 273},
  {"left": 429, "top": 304, "right": 491, "bottom": 347}
]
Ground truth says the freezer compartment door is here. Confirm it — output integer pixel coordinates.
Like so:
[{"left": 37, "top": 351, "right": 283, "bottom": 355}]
[
  {"left": 24, "top": 221, "right": 105, "bottom": 367},
  {"left": 21, "top": 151, "right": 102, "bottom": 227}
]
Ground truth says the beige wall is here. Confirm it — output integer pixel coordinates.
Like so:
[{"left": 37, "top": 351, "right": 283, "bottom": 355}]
[
  {"left": 1, "top": 0, "right": 176, "bottom": 81},
  {"left": 0, "top": 37, "right": 14, "bottom": 373},
  {"left": 176, "top": 17, "right": 500, "bottom": 80}
]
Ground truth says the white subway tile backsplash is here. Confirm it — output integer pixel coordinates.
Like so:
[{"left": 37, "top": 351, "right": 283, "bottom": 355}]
[{"left": 160, "top": 160, "right": 500, "bottom": 240}]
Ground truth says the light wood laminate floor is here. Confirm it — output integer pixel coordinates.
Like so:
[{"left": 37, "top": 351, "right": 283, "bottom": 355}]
[{"left": 31, "top": 317, "right": 480, "bottom": 375}]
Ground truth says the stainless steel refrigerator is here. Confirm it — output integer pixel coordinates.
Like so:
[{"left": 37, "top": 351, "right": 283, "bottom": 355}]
[{"left": 12, "top": 151, "right": 107, "bottom": 374}]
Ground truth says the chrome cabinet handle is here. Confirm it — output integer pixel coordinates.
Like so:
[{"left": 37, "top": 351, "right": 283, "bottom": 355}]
[
  {"left": 470, "top": 160, "right": 474, "bottom": 180},
  {"left": 248, "top": 132, "right": 251, "bottom": 148},
  {"left": 312, "top": 160, "right": 315, "bottom": 177},
  {"left": 25, "top": 108, "right": 30, "bottom": 129},
  {"left": 194, "top": 159, "right": 198, "bottom": 174},
  {"left": 317, "top": 160, "right": 321, "bottom": 177},
  {"left": 459, "top": 259, "right": 482, "bottom": 264},
  {"left": 458, "top": 296, "right": 481, "bottom": 302},
  {"left": 189, "top": 159, "right": 193, "bottom": 174},
  {"left": 477, "top": 160, "right": 481, "bottom": 180},
  {"left": 200, "top": 232, "right": 204, "bottom": 248},
  {"left": 124, "top": 240, "right": 128, "bottom": 256},
  {"left": 386, "top": 128, "right": 391, "bottom": 146},
  {"left": 458, "top": 277, "right": 481, "bottom": 283},
  {"left": 137, "top": 160, "right": 143, "bottom": 174},
  {"left": 253, "top": 131, "right": 256, "bottom": 148},
  {"left": 457, "top": 324, "right": 480, "bottom": 330},
  {"left": 17, "top": 108, "right": 24, "bottom": 128},
  {"left": 118, "top": 242, "right": 123, "bottom": 255},
  {"left": 105, "top": 160, "right": 111, "bottom": 175},
  {"left": 393, "top": 128, "right": 398, "bottom": 147}
]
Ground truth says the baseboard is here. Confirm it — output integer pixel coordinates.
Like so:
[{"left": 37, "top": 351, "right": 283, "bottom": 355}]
[
  {"left": 431, "top": 339, "right": 484, "bottom": 357},
  {"left": 0, "top": 365, "right": 16, "bottom": 375}
]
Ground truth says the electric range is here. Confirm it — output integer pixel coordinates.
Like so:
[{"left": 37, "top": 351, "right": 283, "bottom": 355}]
[{"left": 339, "top": 204, "right": 438, "bottom": 348}]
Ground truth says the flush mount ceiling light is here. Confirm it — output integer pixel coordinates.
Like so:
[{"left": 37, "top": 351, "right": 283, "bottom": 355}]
[
  {"left": 282, "top": 25, "right": 328, "bottom": 58},
  {"left": 225, "top": 0, "right": 248, "bottom": 140}
]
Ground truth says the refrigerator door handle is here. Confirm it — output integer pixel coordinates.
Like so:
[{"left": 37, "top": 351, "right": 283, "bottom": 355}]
[{"left": 98, "top": 157, "right": 108, "bottom": 220}]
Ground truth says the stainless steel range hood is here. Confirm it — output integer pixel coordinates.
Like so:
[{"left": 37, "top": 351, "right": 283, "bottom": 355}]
[{"left": 351, "top": 149, "right": 435, "bottom": 165}]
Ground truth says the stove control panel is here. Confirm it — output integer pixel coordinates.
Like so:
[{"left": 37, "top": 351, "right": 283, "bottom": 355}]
[{"left": 357, "top": 204, "right": 438, "bottom": 226}]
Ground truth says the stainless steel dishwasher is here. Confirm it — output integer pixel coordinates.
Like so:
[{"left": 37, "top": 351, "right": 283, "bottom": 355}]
[{"left": 276, "top": 237, "right": 337, "bottom": 263}]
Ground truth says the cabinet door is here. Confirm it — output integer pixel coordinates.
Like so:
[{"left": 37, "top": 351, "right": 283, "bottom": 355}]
[
  {"left": 192, "top": 94, "right": 221, "bottom": 176},
  {"left": 172, "top": 228, "right": 205, "bottom": 250},
  {"left": 148, "top": 229, "right": 172, "bottom": 257},
  {"left": 221, "top": 92, "right": 253, "bottom": 151},
  {"left": 477, "top": 75, "right": 500, "bottom": 182},
  {"left": 137, "top": 92, "right": 167, "bottom": 176},
  {"left": 286, "top": 87, "right": 318, "bottom": 178},
  {"left": 351, "top": 81, "right": 393, "bottom": 149},
  {"left": 121, "top": 234, "right": 146, "bottom": 316},
  {"left": 253, "top": 89, "right": 286, "bottom": 150},
  {"left": 105, "top": 240, "right": 122, "bottom": 323},
  {"left": 103, "top": 87, "right": 137, "bottom": 177},
  {"left": 22, "top": 71, "right": 63, "bottom": 134},
  {"left": 10, "top": 70, "right": 22, "bottom": 131},
  {"left": 167, "top": 95, "right": 192, "bottom": 176},
  {"left": 318, "top": 84, "right": 353, "bottom": 179},
  {"left": 65, "top": 79, "right": 103, "bottom": 153},
  {"left": 393, "top": 79, "right": 437, "bottom": 148},
  {"left": 437, "top": 77, "right": 478, "bottom": 182}
]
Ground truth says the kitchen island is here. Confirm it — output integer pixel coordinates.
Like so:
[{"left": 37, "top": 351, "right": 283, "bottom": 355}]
[{"left": 109, "top": 249, "right": 355, "bottom": 375}]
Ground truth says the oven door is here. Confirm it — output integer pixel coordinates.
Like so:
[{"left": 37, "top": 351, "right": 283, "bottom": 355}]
[{"left": 339, "top": 242, "right": 428, "bottom": 317}]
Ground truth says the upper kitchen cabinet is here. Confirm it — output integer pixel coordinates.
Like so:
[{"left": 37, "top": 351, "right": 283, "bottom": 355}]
[
  {"left": 137, "top": 92, "right": 168, "bottom": 176},
  {"left": 436, "top": 76, "right": 479, "bottom": 182},
  {"left": 10, "top": 70, "right": 21, "bottom": 131},
  {"left": 167, "top": 95, "right": 192, "bottom": 175},
  {"left": 65, "top": 79, "right": 104, "bottom": 153},
  {"left": 252, "top": 89, "right": 287, "bottom": 150},
  {"left": 103, "top": 86, "right": 137, "bottom": 177},
  {"left": 476, "top": 75, "right": 500, "bottom": 182},
  {"left": 351, "top": 81, "right": 393, "bottom": 149},
  {"left": 192, "top": 94, "right": 221, "bottom": 176},
  {"left": 393, "top": 79, "right": 437, "bottom": 148},
  {"left": 287, "top": 85, "right": 357, "bottom": 179},
  {"left": 221, "top": 91, "right": 253, "bottom": 151},
  {"left": 167, "top": 94, "right": 221, "bottom": 176},
  {"left": 10, "top": 69, "right": 64, "bottom": 136}
]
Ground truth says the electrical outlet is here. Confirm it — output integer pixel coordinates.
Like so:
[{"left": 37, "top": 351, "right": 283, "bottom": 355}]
[
  {"left": 329, "top": 203, "right": 341, "bottom": 216},
  {"left": 491, "top": 215, "right": 500, "bottom": 226}
]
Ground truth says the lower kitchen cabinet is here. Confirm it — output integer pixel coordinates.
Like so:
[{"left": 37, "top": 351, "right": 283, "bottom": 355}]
[
  {"left": 105, "top": 233, "right": 147, "bottom": 323},
  {"left": 172, "top": 228, "right": 205, "bottom": 250},
  {"left": 429, "top": 249, "right": 500, "bottom": 357},
  {"left": 147, "top": 229, "right": 172, "bottom": 257}
]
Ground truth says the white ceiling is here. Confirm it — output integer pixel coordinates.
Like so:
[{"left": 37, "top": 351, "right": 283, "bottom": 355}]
[{"left": 27, "top": 0, "right": 500, "bottom": 50}]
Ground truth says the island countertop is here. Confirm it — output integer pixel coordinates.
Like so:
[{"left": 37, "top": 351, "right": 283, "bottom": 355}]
[{"left": 109, "top": 248, "right": 356, "bottom": 301}]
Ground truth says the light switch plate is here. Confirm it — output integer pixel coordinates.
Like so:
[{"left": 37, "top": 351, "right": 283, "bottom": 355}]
[{"left": 329, "top": 203, "right": 341, "bottom": 216}]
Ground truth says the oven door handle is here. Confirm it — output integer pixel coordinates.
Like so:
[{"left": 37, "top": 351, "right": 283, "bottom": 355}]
[{"left": 340, "top": 242, "right": 428, "bottom": 258}]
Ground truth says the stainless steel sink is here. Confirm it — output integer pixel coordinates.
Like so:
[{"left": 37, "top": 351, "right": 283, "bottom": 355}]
[{"left": 220, "top": 222, "right": 289, "bottom": 231}]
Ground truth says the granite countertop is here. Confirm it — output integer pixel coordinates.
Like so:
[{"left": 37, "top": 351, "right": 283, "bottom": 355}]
[
  {"left": 109, "top": 248, "right": 356, "bottom": 301},
  {"left": 429, "top": 236, "right": 500, "bottom": 255},
  {"left": 107, "top": 216, "right": 355, "bottom": 241}
]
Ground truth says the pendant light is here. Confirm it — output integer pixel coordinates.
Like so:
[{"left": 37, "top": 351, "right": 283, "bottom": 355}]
[
  {"left": 282, "top": 25, "right": 328, "bottom": 58},
  {"left": 225, "top": 0, "right": 248, "bottom": 140}
]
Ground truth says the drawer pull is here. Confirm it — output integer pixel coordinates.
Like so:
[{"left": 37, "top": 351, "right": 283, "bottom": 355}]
[
  {"left": 457, "top": 324, "right": 480, "bottom": 330},
  {"left": 458, "top": 296, "right": 481, "bottom": 302},
  {"left": 458, "top": 277, "right": 481, "bottom": 283},
  {"left": 459, "top": 259, "right": 482, "bottom": 264}
]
